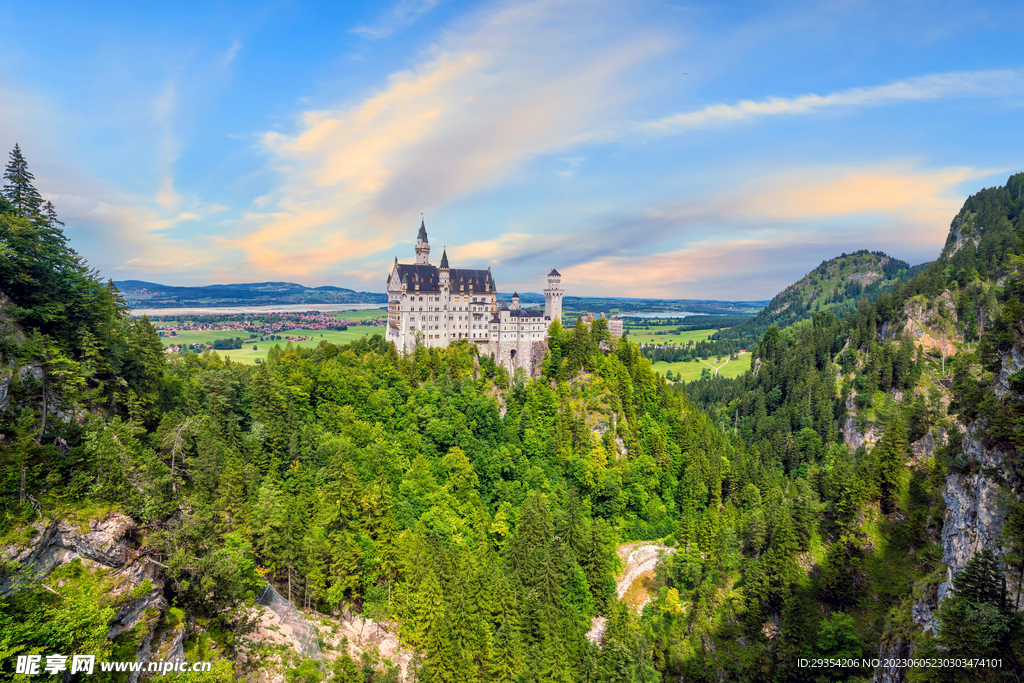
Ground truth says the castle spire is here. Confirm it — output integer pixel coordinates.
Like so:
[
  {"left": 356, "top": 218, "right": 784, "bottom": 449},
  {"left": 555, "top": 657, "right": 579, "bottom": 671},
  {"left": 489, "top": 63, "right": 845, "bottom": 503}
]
[
  {"left": 415, "top": 217, "right": 430, "bottom": 264},
  {"left": 440, "top": 248, "right": 449, "bottom": 269}
]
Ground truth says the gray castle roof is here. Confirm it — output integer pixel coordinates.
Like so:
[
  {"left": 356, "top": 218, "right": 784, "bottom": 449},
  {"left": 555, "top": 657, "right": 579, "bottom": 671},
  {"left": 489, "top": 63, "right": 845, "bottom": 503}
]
[
  {"left": 548, "top": 268, "right": 560, "bottom": 277},
  {"left": 489, "top": 308, "right": 545, "bottom": 324},
  {"left": 417, "top": 220, "right": 428, "bottom": 243},
  {"left": 440, "top": 249, "right": 449, "bottom": 269},
  {"left": 392, "top": 263, "right": 495, "bottom": 292}
]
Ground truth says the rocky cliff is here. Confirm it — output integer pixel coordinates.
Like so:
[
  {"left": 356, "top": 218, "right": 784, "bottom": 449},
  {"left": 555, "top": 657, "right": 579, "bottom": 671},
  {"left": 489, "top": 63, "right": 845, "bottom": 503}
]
[
  {"left": 1, "top": 513, "right": 180, "bottom": 680},
  {"left": 938, "top": 430, "right": 1015, "bottom": 604},
  {"left": 938, "top": 339, "right": 1024, "bottom": 608}
]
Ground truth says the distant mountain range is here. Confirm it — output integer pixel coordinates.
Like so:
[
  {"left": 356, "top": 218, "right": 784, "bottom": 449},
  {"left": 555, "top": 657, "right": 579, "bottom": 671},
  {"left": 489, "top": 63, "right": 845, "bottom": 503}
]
[
  {"left": 114, "top": 280, "right": 388, "bottom": 308},
  {"left": 115, "top": 280, "right": 770, "bottom": 315}
]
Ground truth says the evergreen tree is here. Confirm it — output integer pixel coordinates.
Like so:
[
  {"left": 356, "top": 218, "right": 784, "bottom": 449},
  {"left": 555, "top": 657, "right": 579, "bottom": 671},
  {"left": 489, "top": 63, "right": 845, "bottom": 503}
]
[
  {"left": 930, "top": 547, "right": 1023, "bottom": 678},
  {"left": 2, "top": 144, "right": 43, "bottom": 217},
  {"left": 876, "top": 414, "right": 908, "bottom": 514}
]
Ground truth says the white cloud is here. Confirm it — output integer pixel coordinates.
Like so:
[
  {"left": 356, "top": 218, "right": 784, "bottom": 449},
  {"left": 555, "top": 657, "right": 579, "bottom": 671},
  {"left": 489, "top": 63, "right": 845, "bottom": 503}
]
[
  {"left": 224, "top": 40, "right": 243, "bottom": 64},
  {"left": 642, "top": 69, "right": 1024, "bottom": 134},
  {"left": 353, "top": 0, "right": 443, "bottom": 39}
]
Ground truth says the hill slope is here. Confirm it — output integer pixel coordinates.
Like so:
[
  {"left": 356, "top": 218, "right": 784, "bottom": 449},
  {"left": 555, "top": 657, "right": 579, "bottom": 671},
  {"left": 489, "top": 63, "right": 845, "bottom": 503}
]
[
  {"left": 716, "top": 249, "right": 917, "bottom": 342},
  {"left": 681, "top": 171, "right": 1024, "bottom": 681}
]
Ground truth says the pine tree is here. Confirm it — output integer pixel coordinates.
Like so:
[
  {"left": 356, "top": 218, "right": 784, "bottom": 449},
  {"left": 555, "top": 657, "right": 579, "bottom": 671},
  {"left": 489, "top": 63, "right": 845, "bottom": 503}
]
[
  {"left": 43, "top": 199, "right": 64, "bottom": 226},
  {"left": 934, "top": 547, "right": 1023, "bottom": 668},
  {"left": 413, "top": 570, "right": 445, "bottom": 647},
  {"left": 876, "top": 414, "right": 907, "bottom": 514},
  {"left": 488, "top": 620, "right": 521, "bottom": 681},
  {"left": 2, "top": 144, "right": 43, "bottom": 217}
]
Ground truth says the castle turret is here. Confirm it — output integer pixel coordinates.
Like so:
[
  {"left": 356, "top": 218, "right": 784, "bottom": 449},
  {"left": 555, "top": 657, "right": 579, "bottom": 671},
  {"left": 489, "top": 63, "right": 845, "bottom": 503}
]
[
  {"left": 510, "top": 292, "right": 520, "bottom": 310},
  {"left": 439, "top": 249, "right": 450, "bottom": 287},
  {"left": 415, "top": 219, "right": 430, "bottom": 265},
  {"left": 544, "top": 268, "right": 563, "bottom": 321}
]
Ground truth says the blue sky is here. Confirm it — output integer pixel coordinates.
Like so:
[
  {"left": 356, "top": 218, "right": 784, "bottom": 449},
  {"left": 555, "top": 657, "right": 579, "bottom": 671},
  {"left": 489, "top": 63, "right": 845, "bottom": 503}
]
[{"left": 2, "top": 0, "right": 1022, "bottom": 299}]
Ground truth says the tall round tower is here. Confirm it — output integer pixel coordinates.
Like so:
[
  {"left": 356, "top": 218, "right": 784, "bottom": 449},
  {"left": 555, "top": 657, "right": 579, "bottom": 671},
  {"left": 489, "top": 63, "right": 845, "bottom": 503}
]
[
  {"left": 415, "top": 219, "right": 430, "bottom": 265},
  {"left": 544, "top": 268, "right": 563, "bottom": 321}
]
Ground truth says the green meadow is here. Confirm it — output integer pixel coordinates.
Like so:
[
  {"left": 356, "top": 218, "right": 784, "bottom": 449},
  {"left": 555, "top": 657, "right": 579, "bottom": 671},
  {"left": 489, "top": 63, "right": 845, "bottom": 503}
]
[
  {"left": 162, "top": 327, "right": 385, "bottom": 365},
  {"left": 625, "top": 326, "right": 727, "bottom": 346},
  {"left": 651, "top": 352, "right": 751, "bottom": 382}
]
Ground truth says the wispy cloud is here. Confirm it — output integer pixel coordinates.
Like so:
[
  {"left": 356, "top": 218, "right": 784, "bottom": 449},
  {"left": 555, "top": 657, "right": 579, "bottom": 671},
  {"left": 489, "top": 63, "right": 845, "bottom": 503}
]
[
  {"left": 153, "top": 79, "right": 181, "bottom": 210},
  {"left": 353, "top": 0, "right": 443, "bottom": 39},
  {"left": 448, "top": 232, "right": 536, "bottom": 263},
  {"left": 481, "top": 162, "right": 992, "bottom": 297},
  {"left": 223, "top": 40, "right": 243, "bottom": 64},
  {"left": 642, "top": 69, "right": 1024, "bottom": 134}
]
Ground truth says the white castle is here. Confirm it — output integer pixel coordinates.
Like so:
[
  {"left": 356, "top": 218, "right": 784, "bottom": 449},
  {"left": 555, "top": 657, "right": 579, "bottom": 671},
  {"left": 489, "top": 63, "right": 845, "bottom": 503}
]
[{"left": 385, "top": 221, "right": 563, "bottom": 374}]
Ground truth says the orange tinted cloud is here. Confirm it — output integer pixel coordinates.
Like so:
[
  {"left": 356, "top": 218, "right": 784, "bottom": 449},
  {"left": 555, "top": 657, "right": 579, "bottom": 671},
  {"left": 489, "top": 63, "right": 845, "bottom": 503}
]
[{"left": 221, "top": 0, "right": 668, "bottom": 278}]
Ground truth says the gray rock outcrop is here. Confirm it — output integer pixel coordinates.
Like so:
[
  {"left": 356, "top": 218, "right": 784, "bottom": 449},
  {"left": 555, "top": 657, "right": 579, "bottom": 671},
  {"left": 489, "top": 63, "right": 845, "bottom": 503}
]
[
  {"left": 1, "top": 514, "right": 170, "bottom": 673},
  {"left": 939, "top": 427, "right": 1018, "bottom": 606}
]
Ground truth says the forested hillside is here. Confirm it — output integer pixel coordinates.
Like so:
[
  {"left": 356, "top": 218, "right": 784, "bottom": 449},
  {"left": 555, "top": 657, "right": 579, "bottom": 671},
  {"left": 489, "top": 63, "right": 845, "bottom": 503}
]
[
  {"left": 682, "top": 172, "right": 1024, "bottom": 681},
  {"left": 715, "top": 251, "right": 917, "bottom": 347},
  {"left": 2, "top": 147, "right": 1023, "bottom": 683}
]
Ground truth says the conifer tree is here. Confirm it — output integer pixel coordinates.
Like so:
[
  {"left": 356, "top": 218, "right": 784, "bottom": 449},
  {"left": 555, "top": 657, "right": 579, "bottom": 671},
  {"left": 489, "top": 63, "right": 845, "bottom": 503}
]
[
  {"left": 43, "top": 199, "right": 64, "bottom": 226},
  {"left": 876, "top": 414, "right": 908, "bottom": 514},
  {"left": 2, "top": 144, "right": 43, "bottom": 217},
  {"left": 932, "top": 547, "right": 1023, "bottom": 673}
]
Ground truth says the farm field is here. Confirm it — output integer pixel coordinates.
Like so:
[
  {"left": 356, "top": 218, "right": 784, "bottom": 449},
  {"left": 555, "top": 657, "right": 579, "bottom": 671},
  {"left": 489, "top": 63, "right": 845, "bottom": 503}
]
[
  {"left": 626, "top": 326, "right": 725, "bottom": 346},
  {"left": 162, "top": 327, "right": 385, "bottom": 364},
  {"left": 148, "top": 308, "right": 388, "bottom": 325},
  {"left": 652, "top": 352, "right": 751, "bottom": 382},
  {"left": 331, "top": 309, "right": 387, "bottom": 322}
]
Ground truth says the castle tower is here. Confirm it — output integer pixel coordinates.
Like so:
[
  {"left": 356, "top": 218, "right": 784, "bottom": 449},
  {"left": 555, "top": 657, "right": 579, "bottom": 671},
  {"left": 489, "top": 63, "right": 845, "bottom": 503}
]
[
  {"left": 415, "top": 219, "right": 430, "bottom": 265},
  {"left": 544, "top": 268, "right": 563, "bottom": 321},
  {"left": 439, "top": 249, "right": 450, "bottom": 287},
  {"left": 510, "top": 292, "right": 520, "bottom": 310}
]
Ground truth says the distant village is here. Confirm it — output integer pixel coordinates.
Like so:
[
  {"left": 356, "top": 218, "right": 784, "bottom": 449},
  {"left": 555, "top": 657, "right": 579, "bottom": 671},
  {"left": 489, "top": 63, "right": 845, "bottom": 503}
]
[
  {"left": 155, "top": 311, "right": 382, "bottom": 337},
  {"left": 154, "top": 310, "right": 385, "bottom": 354}
]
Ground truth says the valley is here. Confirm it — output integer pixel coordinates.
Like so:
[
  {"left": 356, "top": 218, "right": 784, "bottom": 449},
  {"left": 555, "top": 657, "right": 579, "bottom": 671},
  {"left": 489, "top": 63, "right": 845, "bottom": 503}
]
[{"left": 2, "top": 162, "right": 1024, "bottom": 683}]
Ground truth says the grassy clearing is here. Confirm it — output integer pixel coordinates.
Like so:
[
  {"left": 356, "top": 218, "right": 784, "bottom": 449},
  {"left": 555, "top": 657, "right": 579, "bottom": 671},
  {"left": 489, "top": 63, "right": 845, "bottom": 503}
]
[
  {"left": 625, "top": 326, "right": 733, "bottom": 347},
  {"left": 652, "top": 353, "right": 751, "bottom": 382},
  {"left": 164, "top": 327, "right": 385, "bottom": 365},
  {"left": 328, "top": 309, "right": 388, "bottom": 322}
]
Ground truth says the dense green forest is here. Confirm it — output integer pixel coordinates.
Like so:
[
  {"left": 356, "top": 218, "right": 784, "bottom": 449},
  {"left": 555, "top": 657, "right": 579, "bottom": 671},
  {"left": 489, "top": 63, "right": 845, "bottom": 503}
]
[{"left": 2, "top": 147, "right": 1024, "bottom": 683}]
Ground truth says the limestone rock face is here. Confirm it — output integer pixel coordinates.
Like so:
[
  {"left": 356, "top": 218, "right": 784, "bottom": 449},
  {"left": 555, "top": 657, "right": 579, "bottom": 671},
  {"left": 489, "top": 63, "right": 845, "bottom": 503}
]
[
  {"left": 2, "top": 513, "right": 138, "bottom": 578},
  {"left": 994, "top": 344, "right": 1024, "bottom": 399},
  {"left": 901, "top": 290, "right": 960, "bottom": 356},
  {"left": 841, "top": 394, "right": 880, "bottom": 450},
  {"left": 939, "top": 428, "right": 1016, "bottom": 605},
  {"left": 1, "top": 513, "right": 169, "bottom": 673},
  {"left": 910, "top": 429, "right": 942, "bottom": 464},
  {"left": 911, "top": 599, "right": 935, "bottom": 634},
  {"left": 0, "top": 289, "right": 31, "bottom": 415}
]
